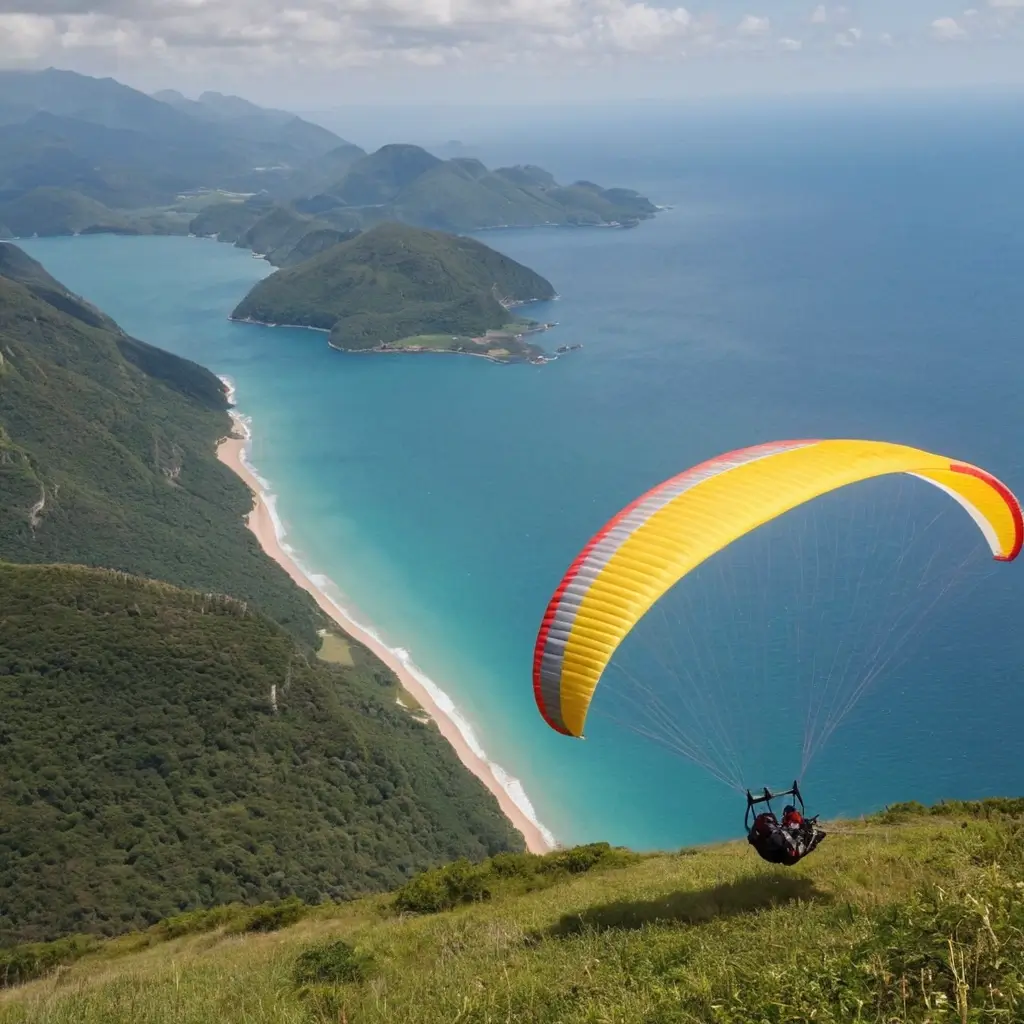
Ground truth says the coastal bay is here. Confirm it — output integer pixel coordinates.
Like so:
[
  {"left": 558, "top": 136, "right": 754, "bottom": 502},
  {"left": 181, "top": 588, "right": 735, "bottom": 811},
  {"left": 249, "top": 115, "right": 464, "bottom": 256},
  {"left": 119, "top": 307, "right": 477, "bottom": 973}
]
[{"left": 215, "top": 390, "right": 554, "bottom": 854}]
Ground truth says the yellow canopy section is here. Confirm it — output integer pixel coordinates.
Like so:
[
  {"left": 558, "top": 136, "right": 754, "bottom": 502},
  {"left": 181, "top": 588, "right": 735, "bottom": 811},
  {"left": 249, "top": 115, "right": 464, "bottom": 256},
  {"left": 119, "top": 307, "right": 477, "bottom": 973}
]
[{"left": 532, "top": 439, "right": 1022, "bottom": 738}]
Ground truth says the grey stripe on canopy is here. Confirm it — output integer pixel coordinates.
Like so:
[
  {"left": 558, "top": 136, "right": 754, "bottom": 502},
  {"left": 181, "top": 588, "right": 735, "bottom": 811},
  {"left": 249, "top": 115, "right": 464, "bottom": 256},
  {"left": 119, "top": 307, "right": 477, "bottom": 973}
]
[{"left": 537, "top": 441, "right": 812, "bottom": 734}]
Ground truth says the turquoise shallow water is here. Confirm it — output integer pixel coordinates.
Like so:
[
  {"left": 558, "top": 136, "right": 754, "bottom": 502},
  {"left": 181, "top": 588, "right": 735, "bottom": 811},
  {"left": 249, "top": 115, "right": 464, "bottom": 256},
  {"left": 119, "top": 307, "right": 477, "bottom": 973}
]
[{"left": 21, "top": 94, "right": 1024, "bottom": 850}]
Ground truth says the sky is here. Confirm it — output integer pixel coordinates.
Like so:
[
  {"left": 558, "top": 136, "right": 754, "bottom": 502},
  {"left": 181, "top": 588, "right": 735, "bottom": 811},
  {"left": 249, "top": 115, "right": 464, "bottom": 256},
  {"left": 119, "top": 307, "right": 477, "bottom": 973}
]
[{"left": 1, "top": 0, "right": 1023, "bottom": 108}]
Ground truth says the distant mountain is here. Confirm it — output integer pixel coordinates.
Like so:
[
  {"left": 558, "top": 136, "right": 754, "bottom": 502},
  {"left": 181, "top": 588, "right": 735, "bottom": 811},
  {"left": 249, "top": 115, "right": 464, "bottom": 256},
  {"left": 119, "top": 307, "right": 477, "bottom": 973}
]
[
  {"left": 191, "top": 143, "right": 659, "bottom": 267},
  {"left": 151, "top": 87, "right": 344, "bottom": 163},
  {"left": 0, "top": 69, "right": 360, "bottom": 211},
  {"left": 0, "top": 244, "right": 525, "bottom": 944},
  {"left": 231, "top": 222, "right": 556, "bottom": 354},
  {"left": 0, "top": 68, "right": 201, "bottom": 137},
  {"left": 326, "top": 144, "right": 659, "bottom": 231},
  {"left": 1, "top": 68, "right": 658, "bottom": 246},
  {"left": 278, "top": 141, "right": 369, "bottom": 199},
  {"left": 0, "top": 186, "right": 191, "bottom": 238},
  {"left": 334, "top": 143, "right": 444, "bottom": 206}
]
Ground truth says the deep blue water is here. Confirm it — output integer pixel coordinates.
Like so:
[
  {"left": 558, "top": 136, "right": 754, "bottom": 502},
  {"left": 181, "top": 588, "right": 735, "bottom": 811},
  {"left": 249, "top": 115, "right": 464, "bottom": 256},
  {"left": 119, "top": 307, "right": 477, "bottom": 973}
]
[{"left": 21, "top": 94, "right": 1024, "bottom": 850}]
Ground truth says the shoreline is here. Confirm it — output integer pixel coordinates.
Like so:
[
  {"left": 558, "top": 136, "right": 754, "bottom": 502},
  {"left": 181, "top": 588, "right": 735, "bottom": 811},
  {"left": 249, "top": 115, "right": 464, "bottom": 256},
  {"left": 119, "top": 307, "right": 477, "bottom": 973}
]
[
  {"left": 231, "top": 315, "right": 557, "bottom": 365},
  {"left": 215, "top": 378, "right": 556, "bottom": 855},
  {"left": 325, "top": 342, "right": 554, "bottom": 366}
]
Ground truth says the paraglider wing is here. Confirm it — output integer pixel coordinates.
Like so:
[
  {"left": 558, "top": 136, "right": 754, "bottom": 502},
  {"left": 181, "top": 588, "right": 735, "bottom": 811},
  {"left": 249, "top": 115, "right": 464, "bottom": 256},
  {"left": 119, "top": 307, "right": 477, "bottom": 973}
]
[{"left": 533, "top": 439, "right": 1022, "bottom": 739}]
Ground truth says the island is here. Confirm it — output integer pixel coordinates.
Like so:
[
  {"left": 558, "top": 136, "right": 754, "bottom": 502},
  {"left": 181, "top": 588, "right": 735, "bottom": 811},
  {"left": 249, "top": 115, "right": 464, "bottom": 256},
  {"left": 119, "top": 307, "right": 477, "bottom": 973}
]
[{"left": 231, "top": 222, "right": 560, "bottom": 364}]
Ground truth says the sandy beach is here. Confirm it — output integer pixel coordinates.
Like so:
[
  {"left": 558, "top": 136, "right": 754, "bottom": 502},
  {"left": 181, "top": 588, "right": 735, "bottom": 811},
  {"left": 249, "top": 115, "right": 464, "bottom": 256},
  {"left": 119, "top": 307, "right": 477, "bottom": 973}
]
[{"left": 216, "top": 424, "right": 554, "bottom": 855}]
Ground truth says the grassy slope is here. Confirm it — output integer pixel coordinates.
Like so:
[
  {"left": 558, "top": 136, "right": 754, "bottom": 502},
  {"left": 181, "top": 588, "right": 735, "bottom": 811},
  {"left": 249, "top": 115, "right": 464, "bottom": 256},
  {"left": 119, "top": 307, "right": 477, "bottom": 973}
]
[
  {"left": 2, "top": 801, "right": 1023, "bottom": 1022},
  {"left": 231, "top": 222, "right": 556, "bottom": 350}
]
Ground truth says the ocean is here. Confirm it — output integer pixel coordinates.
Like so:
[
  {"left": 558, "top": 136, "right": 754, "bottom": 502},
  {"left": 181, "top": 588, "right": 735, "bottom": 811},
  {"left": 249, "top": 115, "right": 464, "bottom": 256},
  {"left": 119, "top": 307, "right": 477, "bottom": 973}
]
[{"left": 21, "top": 91, "right": 1024, "bottom": 850}]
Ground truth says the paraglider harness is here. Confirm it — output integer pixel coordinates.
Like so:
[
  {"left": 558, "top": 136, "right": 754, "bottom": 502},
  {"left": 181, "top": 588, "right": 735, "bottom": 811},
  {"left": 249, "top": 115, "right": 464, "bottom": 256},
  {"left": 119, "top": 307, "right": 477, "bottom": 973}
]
[{"left": 745, "top": 780, "right": 826, "bottom": 866}]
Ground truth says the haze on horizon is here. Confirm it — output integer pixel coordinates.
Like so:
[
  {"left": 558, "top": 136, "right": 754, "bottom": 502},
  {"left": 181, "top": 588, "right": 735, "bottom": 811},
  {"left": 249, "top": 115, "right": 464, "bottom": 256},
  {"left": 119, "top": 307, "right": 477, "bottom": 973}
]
[{"left": 0, "top": 0, "right": 1022, "bottom": 117}]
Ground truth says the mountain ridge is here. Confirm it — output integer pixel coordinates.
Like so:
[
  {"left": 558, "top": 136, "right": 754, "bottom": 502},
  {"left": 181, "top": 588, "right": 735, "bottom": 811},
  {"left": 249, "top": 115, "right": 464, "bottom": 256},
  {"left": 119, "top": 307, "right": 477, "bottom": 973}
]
[{"left": 0, "top": 68, "right": 659, "bottom": 246}]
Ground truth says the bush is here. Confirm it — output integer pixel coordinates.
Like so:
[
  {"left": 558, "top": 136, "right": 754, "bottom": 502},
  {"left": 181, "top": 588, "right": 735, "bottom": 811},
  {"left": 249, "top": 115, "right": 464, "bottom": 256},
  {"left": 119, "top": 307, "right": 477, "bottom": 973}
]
[
  {"left": 225, "top": 897, "right": 309, "bottom": 934},
  {"left": 540, "top": 842, "right": 620, "bottom": 875},
  {"left": 293, "top": 939, "right": 369, "bottom": 985},
  {"left": 393, "top": 860, "right": 491, "bottom": 914},
  {"left": 0, "top": 935, "right": 98, "bottom": 988},
  {"left": 874, "top": 797, "right": 1024, "bottom": 825},
  {"left": 393, "top": 843, "right": 637, "bottom": 915},
  {"left": 151, "top": 904, "right": 246, "bottom": 940},
  {"left": 488, "top": 852, "right": 538, "bottom": 878}
]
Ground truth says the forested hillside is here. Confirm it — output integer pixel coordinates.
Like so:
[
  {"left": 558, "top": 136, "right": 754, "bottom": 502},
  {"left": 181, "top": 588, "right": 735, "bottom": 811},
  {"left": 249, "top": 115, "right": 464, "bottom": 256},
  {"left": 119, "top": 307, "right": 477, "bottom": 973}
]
[
  {"left": 232, "top": 222, "right": 555, "bottom": 349},
  {"left": 0, "top": 242, "right": 318, "bottom": 641},
  {"left": 0, "top": 564, "right": 520, "bottom": 945},
  {"left": 0, "top": 243, "right": 525, "bottom": 947}
]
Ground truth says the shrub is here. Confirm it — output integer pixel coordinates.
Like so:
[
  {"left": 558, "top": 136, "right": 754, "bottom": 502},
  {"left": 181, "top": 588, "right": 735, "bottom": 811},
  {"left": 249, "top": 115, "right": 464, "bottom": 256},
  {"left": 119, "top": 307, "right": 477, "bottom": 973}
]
[
  {"left": 393, "top": 843, "right": 637, "bottom": 916},
  {"left": 488, "top": 852, "right": 538, "bottom": 878},
  {"left": 151, "top": 904, "right": 246, "bottom": 940},
  {"left": 226, "top": 897, "right": 309, "bottom": 934},
  {"left": 293, "top": 939, "right": 369, "bottom": 985},
  {"left": 874, "top": 797, "right": 1024, "bottom": 824},
  {"left": 0, "top": 935, "right": 98, "bottom": 988},
  {"left": 393, "top": 859, "right": 491, "bottom": 914},
  {"left": 540, "top": 842, "right": 617, "bottom": 874}
]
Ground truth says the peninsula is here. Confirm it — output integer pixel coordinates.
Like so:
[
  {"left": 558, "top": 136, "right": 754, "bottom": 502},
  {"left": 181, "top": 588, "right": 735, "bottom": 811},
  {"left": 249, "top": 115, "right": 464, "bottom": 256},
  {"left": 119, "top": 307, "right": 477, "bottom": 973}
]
[{"left": 231, "top": 222, "right": 561, "bottom": 363}]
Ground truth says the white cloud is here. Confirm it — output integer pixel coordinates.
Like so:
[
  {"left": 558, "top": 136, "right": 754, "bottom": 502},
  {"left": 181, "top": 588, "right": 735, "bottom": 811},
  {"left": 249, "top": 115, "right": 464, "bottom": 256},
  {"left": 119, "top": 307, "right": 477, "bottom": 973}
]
[
  {"left": 593, "top": 2, "right": 692, "bottom": 52},
  {"left": 736, "top": 13, "right": 769, "bottom": 36},
  {"left": 0, "top": 13, "right": 59, "bottom": 58},
  {"left": 0, "top": 0, "right": 705, "bottom": 70},
  {"left": 930, "top": 15, "right": 966, "bottom": 38},
  {"left": 0, "top": 0, "right": 1020, "bottom": 87}
]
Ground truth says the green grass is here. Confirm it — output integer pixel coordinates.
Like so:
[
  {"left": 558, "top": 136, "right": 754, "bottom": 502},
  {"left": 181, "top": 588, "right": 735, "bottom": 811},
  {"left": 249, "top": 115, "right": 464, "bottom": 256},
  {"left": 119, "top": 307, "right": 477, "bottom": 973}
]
[
  {"left": 3, "top": 802, "right": 1024, "bottom": 1022},
  {"left": 381, "top": 333, "right": 538, "bottom": 362},
  {"left": 392, "top": 333, "right": 466, "bottom": 350},
  {"left": 315, "top": 630, "right": 354, "bottom": 666}
]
